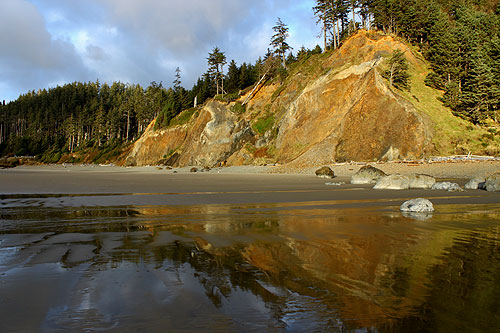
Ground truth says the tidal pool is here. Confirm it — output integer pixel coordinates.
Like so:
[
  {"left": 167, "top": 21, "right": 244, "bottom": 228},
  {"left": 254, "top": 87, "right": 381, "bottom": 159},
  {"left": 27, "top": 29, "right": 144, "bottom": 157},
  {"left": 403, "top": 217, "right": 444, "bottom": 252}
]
[{"left": 1, "top": 195, "right": 500, "bottom": 332}]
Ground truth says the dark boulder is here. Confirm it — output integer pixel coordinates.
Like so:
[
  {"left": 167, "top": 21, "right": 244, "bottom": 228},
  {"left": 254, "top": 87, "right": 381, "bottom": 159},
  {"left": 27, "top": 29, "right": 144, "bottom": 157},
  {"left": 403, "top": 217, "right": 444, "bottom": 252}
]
[{"left": 315, "top": 166, "right": 335, "bottom": 179}]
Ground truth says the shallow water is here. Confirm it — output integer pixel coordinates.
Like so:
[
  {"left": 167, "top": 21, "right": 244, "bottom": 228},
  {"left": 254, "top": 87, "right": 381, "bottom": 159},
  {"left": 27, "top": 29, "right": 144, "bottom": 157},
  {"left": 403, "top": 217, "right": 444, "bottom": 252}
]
[{"left": 1, "top": 194, "right": 500, "bottom": 332}]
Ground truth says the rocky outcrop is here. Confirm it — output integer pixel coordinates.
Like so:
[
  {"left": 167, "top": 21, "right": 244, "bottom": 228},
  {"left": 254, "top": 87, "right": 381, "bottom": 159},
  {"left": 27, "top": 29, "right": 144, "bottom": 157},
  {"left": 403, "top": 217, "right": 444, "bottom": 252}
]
[
  {"left": 351, "top": 165, "right": 387, "bottom": 184},
  {"left": 373, "top": 174, "right": 410, "bottom": 190},
  {"left": 485, "top": 172, "right": 500, "bottom": 192},
  {"left": 315, "top": 166, "right": 335, "bottom": 178},
  {"left": 126, "top": 31, "right": 434, "bottom": 167},
  {"left": 465, "top": 176, "right": 486, "bottom": 190},
  {"left": 408, "top": 174, "right": 436, "bottom": 189},
  {"left": 271, "top": 32, "right": 432, "bottom": 166},
  {"left": 126, "top": 101, "right": 254, "bottom": 167}
]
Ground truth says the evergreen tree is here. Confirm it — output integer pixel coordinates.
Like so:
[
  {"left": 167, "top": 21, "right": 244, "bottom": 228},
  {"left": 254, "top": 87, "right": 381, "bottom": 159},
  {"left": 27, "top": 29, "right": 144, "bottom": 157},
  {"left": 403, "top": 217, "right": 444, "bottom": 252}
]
[
  {"left": 207, "top": 46, "right": 227, "bottom": 96},
  {"left": 383, "top": 49, "right": 410, "bottom": 90},
  {"left": 225, "top": 60, "right": 241, "bottom": 93},
  {"left": 173, "top": 67, "right": 182, "bottom": 91},
  {"left": 459, "top": 49, "right": 497, "bottom": 122},
  {"left": 270, "top": 18, "right": 292, "bottom": 68},
  {"left": 314, "top": 0, "right": 334, "bottom": 50}
]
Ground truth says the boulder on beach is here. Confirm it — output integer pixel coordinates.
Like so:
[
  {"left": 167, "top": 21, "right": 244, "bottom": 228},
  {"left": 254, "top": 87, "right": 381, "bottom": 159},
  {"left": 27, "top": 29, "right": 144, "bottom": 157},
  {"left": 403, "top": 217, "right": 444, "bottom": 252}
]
[
  {"left": 464, "top": 176, "right": 486, "bottom": 190},
  {"left": 485, "top": 172, "right": 500, "bottom": 192},
  {"left": 351, "top": 165, "right": 387, "bottom": 184},
  {"left": 190, "top": 167, "right": 198, "bottom": 173},
  {"left": 315, "top": 166, "right": 335, "bottom": 179},
  {"left": 373, "top": 174, "right": 410, "bottom": 190},
  {"left": 400, "top": 198, "right": 434, "bottom": 212},
  {"left": 409, "top": 174, "right": 436, "bottom": 189},
  {"left": 432, "top": 182, "right": 462, "bottom": 192}
]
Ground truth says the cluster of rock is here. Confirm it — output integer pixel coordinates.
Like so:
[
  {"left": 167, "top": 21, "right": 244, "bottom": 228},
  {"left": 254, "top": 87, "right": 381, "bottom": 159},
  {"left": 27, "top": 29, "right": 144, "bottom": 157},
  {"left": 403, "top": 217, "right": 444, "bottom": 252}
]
[
  {"left": 190, "top": 166, "right": 211, "bottom": 173},
  {"left": 315, "top": 166, "right": 499, "bottom": 221},
  {"left": 464, "top": 173, "right": 500, "bottom": 192},
  {"left": 348, "top": 166, "right": 500, "bottom": 192},
  {"left": 314, "top": 165, "right": 500, "bottom": 192},
  {"left": 351, "top": 165, "right": 441, "bottom": 190}
]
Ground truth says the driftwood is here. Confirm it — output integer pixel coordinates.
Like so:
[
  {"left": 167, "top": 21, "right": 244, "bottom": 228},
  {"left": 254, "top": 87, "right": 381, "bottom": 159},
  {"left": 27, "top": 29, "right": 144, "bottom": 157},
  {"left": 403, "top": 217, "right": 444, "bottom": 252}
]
[
  {"left": 242, "top": 71, "right": 269, "bottom": 106},
  {"left": 330, "top": 155, "right": 500, "bottom": 166},
  {"left": 427, "top": 155, "right": 500, "bottom": 162}
]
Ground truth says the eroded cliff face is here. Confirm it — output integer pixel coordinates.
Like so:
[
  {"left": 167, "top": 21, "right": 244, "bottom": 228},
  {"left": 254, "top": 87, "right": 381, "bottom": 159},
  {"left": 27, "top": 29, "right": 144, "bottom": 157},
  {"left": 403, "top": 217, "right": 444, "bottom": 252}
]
[
  {"left": 126, "top": 100, "right": 253, "bottom": 166},
  {"left": 126, "top": 31, "right": 433, "bottom": 167}
]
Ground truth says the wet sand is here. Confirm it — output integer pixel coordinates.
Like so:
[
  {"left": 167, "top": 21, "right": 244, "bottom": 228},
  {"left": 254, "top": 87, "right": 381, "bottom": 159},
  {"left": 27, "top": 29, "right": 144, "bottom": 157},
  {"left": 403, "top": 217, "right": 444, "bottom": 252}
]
[
  {"left": 1, "top": 164, "right": 499, "bottom": 207},
  {"left": 1, "top": 165, "right": 500, "bottom": 331}
]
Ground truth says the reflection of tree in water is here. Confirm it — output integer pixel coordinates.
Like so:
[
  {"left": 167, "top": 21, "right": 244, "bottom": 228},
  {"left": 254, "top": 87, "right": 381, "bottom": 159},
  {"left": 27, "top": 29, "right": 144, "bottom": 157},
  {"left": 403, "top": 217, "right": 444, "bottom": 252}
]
[
  {"left": 147, "top": 238, "right": 343, "bottom": 331},
  {"left": 379, "top": 228, "right": 500, "bottom": 332},
  {"left": 0, "top": 207, "right": 142, "bottom": 233},
  {"left": 6, "top": 202, "right": 500, "bottom": 331}
]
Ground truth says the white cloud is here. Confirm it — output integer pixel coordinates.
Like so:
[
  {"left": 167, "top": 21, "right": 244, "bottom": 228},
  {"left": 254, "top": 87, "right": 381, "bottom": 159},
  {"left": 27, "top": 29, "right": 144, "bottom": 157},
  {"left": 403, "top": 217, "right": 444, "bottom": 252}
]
[
  {"left": 0, "top": 0, "right": 93, "bottom": 100},
  {"left": 1, "top": 0, "right": 321, "bottom": 101}
]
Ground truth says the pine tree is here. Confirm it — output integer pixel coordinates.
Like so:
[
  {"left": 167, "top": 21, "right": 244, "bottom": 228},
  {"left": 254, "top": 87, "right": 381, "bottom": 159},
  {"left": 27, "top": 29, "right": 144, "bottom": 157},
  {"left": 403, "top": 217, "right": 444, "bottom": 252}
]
[
  {"left": 207, "top": 47, "right": 227, "bottom": 95},
  {"left": 270, "top": 18, "right": 292, "bottom": 68},
  {"left": 489, "top": 36, "right": 500, "bottom": 122},
  {"left": 383, "top": 49, "right": 410, "bottom": 90},
  {"left": 459, "top": 49, "right": 496, "bottom": 122},
  {"left": 173, "top": 67, "right": 182, "bottom": 91},
  {"left": 225, "top": 60, "right": 241, "bottom": 93},
  {"left": 313, "top": 0, "right": 334, "bottom": 50}
]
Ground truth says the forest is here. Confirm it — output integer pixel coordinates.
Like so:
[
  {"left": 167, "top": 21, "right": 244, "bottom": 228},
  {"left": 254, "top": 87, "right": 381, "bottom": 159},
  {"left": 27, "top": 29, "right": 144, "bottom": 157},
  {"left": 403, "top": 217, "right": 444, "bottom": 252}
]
[{"left": 0, "top": 0, "right": 499, "bottom": 162}]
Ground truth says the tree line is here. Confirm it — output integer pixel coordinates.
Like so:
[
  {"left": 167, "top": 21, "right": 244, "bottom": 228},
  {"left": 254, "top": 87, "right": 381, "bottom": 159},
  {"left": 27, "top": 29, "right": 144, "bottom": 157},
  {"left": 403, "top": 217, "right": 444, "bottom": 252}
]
[{"left": 0, "top": 56, "right": 272, "bottom": 159}]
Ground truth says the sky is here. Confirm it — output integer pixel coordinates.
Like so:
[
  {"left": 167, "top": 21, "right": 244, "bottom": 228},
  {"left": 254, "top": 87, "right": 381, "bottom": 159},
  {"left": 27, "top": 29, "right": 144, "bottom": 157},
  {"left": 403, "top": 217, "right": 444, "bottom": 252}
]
[{"left": 0, "top": 0, "right": 320, "bottom": 102}]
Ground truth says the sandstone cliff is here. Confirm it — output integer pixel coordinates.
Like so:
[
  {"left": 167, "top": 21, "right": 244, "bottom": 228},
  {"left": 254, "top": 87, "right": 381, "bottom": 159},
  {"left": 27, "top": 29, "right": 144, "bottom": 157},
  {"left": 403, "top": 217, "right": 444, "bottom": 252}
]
[{"left": 126, "top": 31, "right": 477, "bottom": 167}]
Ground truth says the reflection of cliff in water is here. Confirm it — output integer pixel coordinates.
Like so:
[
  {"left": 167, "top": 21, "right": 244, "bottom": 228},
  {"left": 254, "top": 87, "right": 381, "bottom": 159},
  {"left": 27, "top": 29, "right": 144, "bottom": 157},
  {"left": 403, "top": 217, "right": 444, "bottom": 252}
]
[{"left": 2, "top": 203, "right": 500, "bottom": 330}]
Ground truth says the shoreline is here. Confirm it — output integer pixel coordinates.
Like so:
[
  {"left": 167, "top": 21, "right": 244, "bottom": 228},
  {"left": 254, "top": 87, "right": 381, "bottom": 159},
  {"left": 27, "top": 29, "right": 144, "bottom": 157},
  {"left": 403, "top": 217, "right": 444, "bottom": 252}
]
[
  {"left": 1, "top": 163, "right": 499, "bottom": 208},
  {"left": 4, "top": 159, "right": 499, "bottom": 178}
]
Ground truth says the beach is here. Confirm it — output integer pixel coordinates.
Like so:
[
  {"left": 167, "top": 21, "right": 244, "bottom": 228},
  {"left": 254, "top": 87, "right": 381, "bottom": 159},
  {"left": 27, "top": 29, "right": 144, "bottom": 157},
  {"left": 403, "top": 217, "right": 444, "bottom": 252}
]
[
  {"left": 1, "top": 163, "right": 500, "bottom": 331},
  {"left": 1, "top": 162, "right": 499, "bottom": 206}
]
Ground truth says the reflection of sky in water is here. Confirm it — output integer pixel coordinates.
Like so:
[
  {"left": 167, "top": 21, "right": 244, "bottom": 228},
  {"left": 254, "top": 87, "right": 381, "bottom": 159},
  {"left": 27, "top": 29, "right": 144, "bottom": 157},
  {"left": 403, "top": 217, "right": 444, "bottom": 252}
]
[
  {"left": 0, "top": 246, "right": 21, "bottom": 265},
  {"left": 0, "top": 200, "right": 500, "bottom": 331}
]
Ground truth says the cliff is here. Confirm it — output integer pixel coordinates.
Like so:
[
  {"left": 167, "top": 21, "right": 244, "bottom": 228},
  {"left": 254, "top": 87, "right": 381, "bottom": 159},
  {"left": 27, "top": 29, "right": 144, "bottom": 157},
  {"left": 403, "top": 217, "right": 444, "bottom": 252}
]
[{"left": 125, "top": 30, "right": 493, "bottom": 167}]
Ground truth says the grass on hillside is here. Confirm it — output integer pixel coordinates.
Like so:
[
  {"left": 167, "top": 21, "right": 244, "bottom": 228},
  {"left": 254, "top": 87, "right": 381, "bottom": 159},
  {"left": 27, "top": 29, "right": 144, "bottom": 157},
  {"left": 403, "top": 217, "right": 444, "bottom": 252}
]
[
  {"left": 168, "top": 108, "right": 198, "bottom": 128},
  {"left": 391, "top": 53, "right": 500, "bottom": 156},
  {"left": 252, "top": 113, "right": 275, "bottom": 136}
]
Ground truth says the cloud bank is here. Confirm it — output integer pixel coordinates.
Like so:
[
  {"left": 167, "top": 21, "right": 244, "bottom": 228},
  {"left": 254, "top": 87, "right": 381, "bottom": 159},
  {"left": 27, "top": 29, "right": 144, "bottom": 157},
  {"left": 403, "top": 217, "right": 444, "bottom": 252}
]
[{"left": 1, "top": 0, "right": 318, "bottom": 102}]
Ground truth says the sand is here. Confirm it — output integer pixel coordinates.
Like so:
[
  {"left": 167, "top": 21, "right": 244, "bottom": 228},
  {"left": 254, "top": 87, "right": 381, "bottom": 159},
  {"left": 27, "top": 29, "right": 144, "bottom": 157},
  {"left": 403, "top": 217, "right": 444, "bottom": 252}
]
[
  {"left": 1, "top": 163, "right": 499, "bottom": 331},
  {"left": 1, "top": 162, "right": 499, "bottom": 207}
]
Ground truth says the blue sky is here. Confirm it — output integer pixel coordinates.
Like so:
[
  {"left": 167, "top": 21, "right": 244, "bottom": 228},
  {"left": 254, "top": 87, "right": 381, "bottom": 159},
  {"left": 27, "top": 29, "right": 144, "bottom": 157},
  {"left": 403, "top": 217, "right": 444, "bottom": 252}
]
[{"left": 0, "top": 0, "right": 320, "bottom": 102}]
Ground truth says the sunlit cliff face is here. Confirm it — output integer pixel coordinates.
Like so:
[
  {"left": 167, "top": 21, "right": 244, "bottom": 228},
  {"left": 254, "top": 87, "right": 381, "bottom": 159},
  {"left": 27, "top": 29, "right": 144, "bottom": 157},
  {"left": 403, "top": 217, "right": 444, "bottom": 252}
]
[{"left": 126, "top": 31, "right": 433, "bottom": 168}]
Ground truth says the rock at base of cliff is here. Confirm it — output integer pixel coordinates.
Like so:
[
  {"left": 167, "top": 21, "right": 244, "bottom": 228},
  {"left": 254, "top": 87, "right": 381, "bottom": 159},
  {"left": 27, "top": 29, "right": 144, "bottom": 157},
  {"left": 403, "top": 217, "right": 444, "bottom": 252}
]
[
  {"left": 464, "top": 176, "right": 486, "bottom": 190},
  {"left": 351, "top": 165, "right": 387, "bottom": 184},
  {"left": 124, "top": 156, "right": 136, "bottom": 167},
  {"left": 400, "top": 198, "right": 434, "bottom": 212},
  {"left": 409, "top": 174, "right": 436, "bottom": 189},
  {"left": 190, "top": 167, "right": 198, "bottom": 173},
  {"left": 432, "top": 182, "right": 463, "bottom": 192},
  {"left": 315, "top": 166, "right": 335, "bottom": 179},
  {"left": 373, "top": 174, "right": 410, "bottom": 190},
  {"left": 485, "top": 172, "right": 500, "bottom": 192}
]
